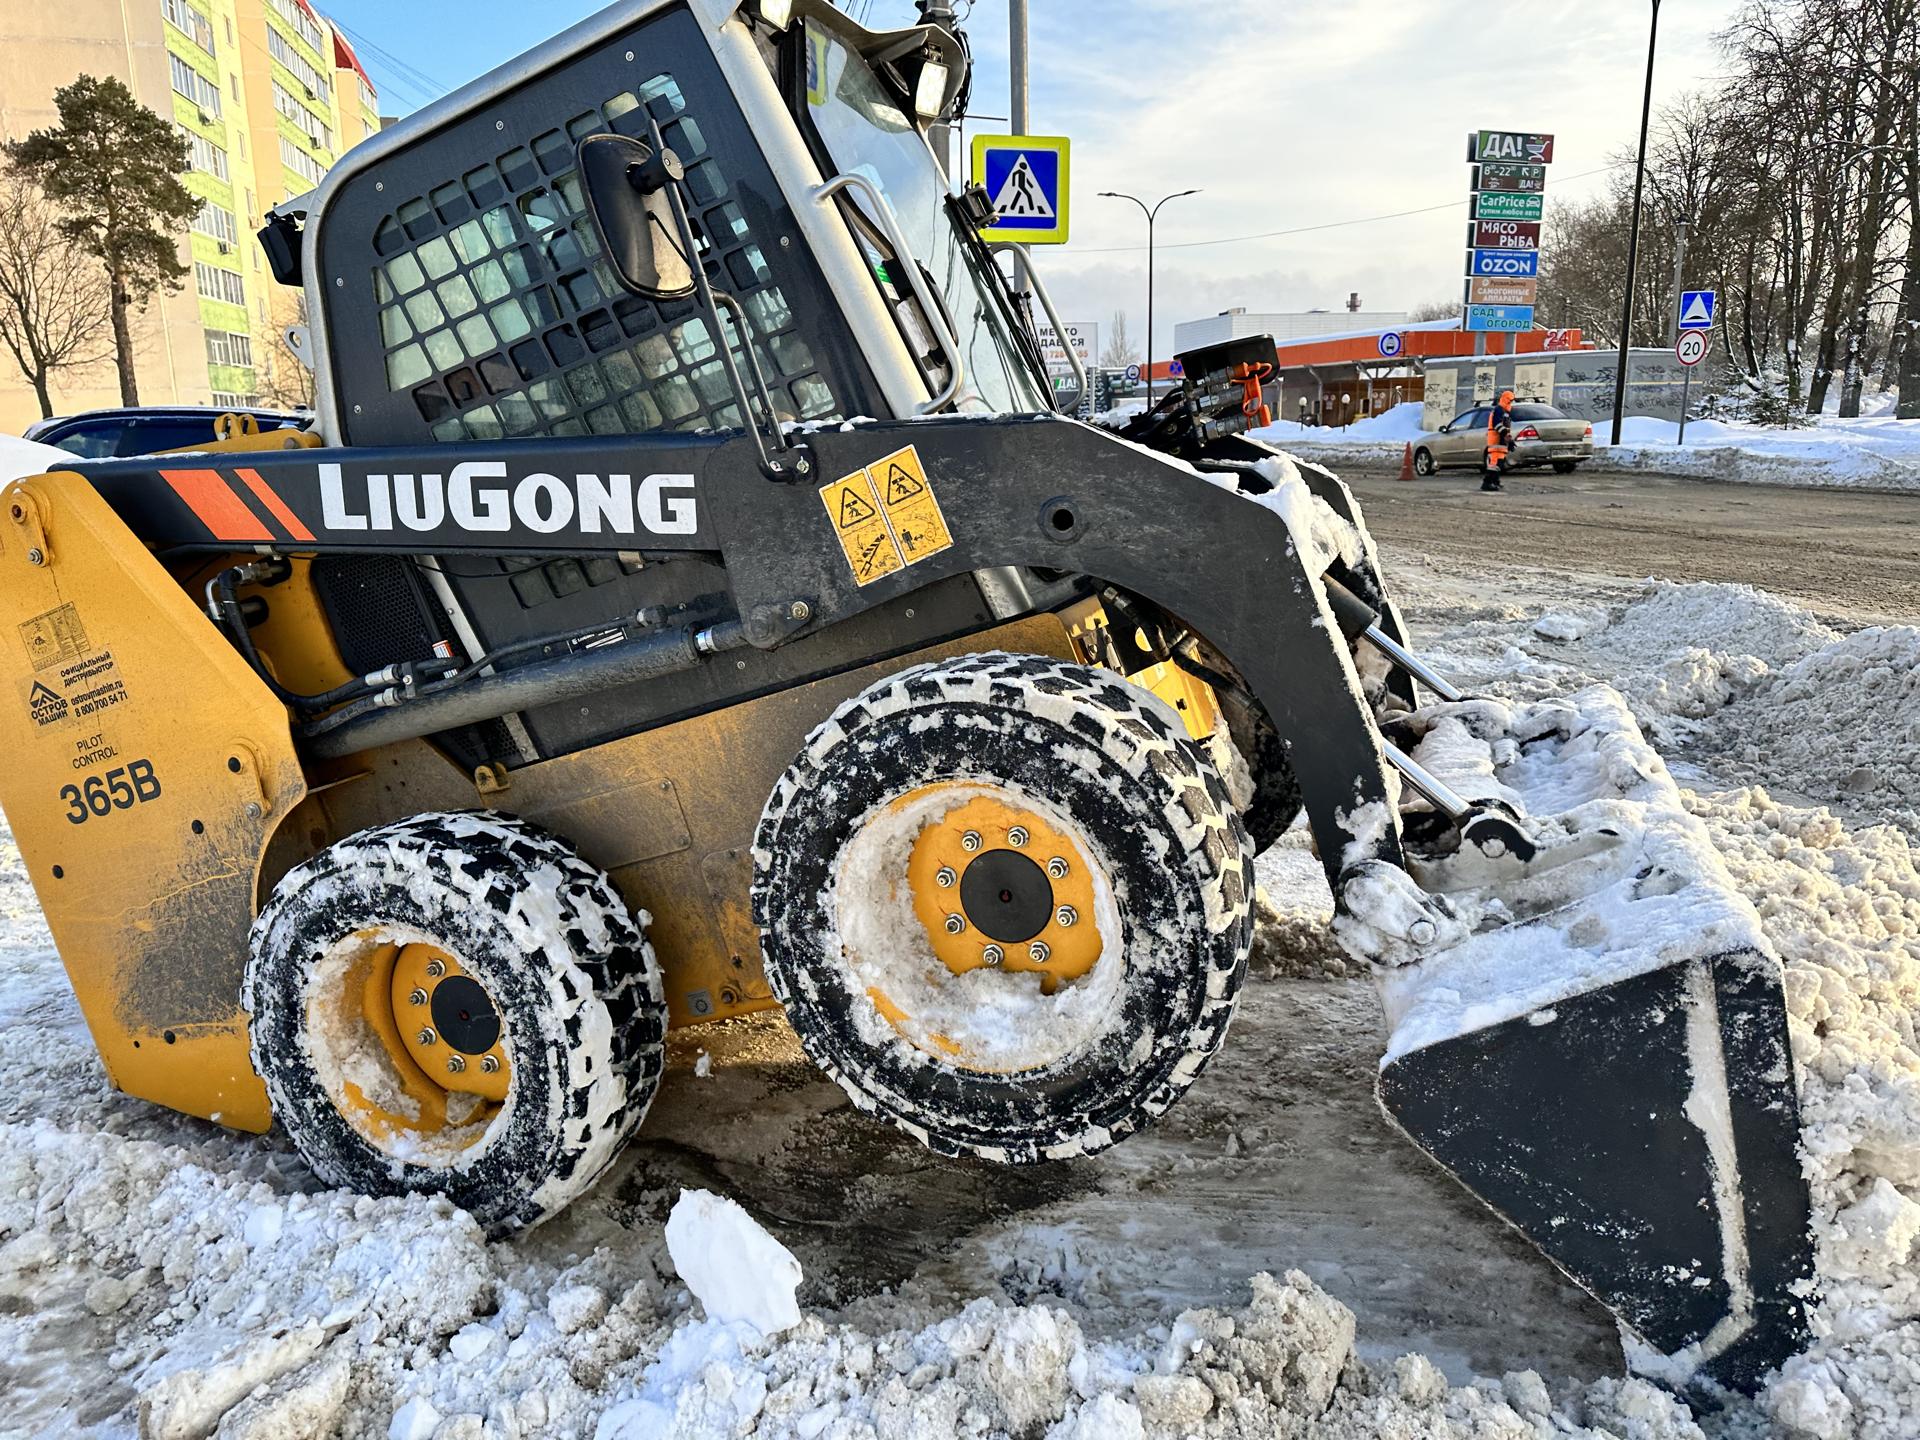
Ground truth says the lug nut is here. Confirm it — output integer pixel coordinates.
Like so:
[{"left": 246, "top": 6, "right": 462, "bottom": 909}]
[
  {"left": 1047, "top": 856, "right": 1069, "bottom": 879},
  {"left": 1007, "top": 826, "right": 1029, "bottom": 847},
  {"left": 1409, "top": 919, "right": 1437, "bottom": 946},
  {"left": 446, "top": 1055, "right": 467, "bottom": 1074},
  {"left": 425, "top": 958, "right": 447, "bottom": 978},
  {"left": 480, "top": 1054, "right": 500, "bottom": 1074},
  {"left": 981, "top": 944, "right": 1004, "bottom": 967},
  {"left": 961, "top": 830, "right": 982, "bottom": 852},
  {"left": 935, "top": 865, "right": 956, "bottom": 888},
  {"left": 408, "top": 987, "right": 428, "bottom": 1006},
  {"left": 1056, "top": 905, "right": 1078, "bottom": 927},
  {"left": 1029, "top": 941, "right": 1051, "bottom": 963},
  {"left": 944, "top": 913, "right": 966, "bottom": 934},
  {"left": 417, "top": 1028, "right": 437, "bottom": 1046}
]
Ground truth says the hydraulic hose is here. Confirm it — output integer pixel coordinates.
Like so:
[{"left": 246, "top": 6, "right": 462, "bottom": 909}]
[{"left": 303, "top": 619, "right": 748, "bottom": 760}]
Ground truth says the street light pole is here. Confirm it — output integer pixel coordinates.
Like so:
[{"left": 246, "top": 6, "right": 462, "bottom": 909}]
[
  {"left": 1099, "top": 188, "right": 1200, "bottom": 405},
  {"left": 1610, "top": 0, "right": 1663, "bottom": 446}
]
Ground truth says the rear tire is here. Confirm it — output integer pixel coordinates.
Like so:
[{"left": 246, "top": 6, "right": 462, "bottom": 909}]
[
  {"left": 244, "top": 812, "right": 666, "bottom": 1234},
  {"left": 1412, "top": 447, "right": 1436, "bottom": 476},
  {"left": 753, "top": 653, "right": 1254, "bottom": 1163},
  {"left": 1553, "top": 460, "right": 1580, "bottom": 474}
]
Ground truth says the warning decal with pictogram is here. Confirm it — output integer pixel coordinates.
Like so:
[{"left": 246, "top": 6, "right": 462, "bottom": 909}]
[
  {"left": 818, "top": 446, "right": 954, "bottom": 585},
  {"left": 870, "top": 446, "right": 953, "bottom": 565},
  {"left": 820, "top": 472, "right": 903, "bottom": 586}
]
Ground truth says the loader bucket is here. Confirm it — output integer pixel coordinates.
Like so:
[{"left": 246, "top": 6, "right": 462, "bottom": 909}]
[{"left": 1355, "top": 687, "right": 1816, "bottom": 1395}]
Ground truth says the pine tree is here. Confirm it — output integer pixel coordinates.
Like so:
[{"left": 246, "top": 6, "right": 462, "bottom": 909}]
[{"left": 6, "top": 75, "right": 199, "bottom": 406}]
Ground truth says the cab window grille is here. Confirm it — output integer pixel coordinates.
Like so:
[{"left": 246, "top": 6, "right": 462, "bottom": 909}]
[{"left": 317, "top": 11, "right": 873, "bottom": 447}]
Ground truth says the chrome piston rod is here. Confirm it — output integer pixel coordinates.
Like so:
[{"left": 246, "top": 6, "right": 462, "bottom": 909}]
[
  {"left": 1382, "top": 743, "right": 1473, "bottom": 820},
  {"left": 1364, "top": 624, "right": 1464, "bottom": 704}
]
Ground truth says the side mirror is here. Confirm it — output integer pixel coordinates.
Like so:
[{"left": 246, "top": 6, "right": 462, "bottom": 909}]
[
  {"left": 1438, "top": 422, "right": 1451, "bottom": 433},
  {"left": 576, "top": 134, "right": 695, "bottom": 300}
]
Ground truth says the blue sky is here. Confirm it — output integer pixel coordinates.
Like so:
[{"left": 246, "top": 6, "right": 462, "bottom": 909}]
[{"left": 322, "top": 0, "right": 1735, "bottom": 356}]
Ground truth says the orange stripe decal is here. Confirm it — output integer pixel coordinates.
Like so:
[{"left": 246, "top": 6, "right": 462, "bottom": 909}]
[
  {"left": 235, "top": 467, "right": 316, "bottom": 543},
  {"left": 159, "top": 468, "right": 274, "bottom": 543}
]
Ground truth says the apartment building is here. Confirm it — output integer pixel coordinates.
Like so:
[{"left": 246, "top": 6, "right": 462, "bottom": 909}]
[{"left": 0, "top": 0, "right": 383, "bottom": 434}]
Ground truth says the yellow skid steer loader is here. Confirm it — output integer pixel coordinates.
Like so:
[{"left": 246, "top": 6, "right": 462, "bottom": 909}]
[{"left": 0, "top": 0, "right": 1811, "bottom": 1397}]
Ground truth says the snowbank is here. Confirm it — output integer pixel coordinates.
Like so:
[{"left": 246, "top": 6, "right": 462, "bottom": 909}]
[{"left": 1249, "top": 405, "right": 1920, "bottom": 491}]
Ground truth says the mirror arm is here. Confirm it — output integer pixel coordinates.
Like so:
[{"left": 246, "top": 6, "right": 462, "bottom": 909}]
[{"left": 647, "top": 117, "right": 813, "bottom": 483}]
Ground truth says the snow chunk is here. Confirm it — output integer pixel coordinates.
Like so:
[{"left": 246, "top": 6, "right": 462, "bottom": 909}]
[
  {"left": 664, "top": 1189, "right": 802, "bottom": 1338},
  {"left": 388, "top": 1395, "right": 443, "bottom": 1440}
]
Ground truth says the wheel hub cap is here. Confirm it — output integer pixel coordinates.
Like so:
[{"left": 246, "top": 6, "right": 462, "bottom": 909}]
[
  {"left": 903, "top": 789, "right": 1102, "bottom": 987},
  {"left": 958, "top": 849, "right": 1054, "bottom": 943}
]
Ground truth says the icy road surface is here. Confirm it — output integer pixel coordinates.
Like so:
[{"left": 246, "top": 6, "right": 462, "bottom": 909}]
[{"left": 1, "top": 555, "right": 1916, "bottom": 1438}]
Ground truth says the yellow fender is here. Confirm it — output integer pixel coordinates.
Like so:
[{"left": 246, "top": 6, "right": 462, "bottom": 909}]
[{"left": 0, "top": 470, "right": 305, "bottom": 1131}]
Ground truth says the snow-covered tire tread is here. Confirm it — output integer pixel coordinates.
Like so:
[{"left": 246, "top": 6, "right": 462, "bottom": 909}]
[
  {"left": 752, "top": 652, "right": 1254, "bottom": 1165},
  {"left": 243, "top": 811, "right": 665, "bottom": 1234}
]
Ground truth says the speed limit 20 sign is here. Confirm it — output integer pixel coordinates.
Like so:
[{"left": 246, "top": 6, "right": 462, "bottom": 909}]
[{"left": 1676, "top": 330, "right": 1708, "bottom": 367}]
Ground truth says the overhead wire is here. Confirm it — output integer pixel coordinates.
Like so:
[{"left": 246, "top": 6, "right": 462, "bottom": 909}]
[{"left": 1069, "top": 161, "right": 1637, "bottom": 255}]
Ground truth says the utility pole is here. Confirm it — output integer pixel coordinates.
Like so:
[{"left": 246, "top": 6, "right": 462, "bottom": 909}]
[
  {"left": 917, "top": 0, "right": 957, "bottom": 178},
  {"left": 1669, "top": 216, "right": 1688, "bottom": 345},
  {"left": 1610, "top": 0, "right": 1662, "bottom": 446},
  {"left": 1007, "top": 0, "right": 1029, "bottom": 291}
]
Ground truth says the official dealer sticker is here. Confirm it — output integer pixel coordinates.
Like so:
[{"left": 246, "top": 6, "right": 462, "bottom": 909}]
[{"left": 820, "top": 444, "right": 954, "bottom": 586}]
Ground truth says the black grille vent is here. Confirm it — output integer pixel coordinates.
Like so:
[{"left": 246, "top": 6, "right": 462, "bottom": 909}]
[{"left": 316, "top": 8, "right": 879, "bottom": 449}]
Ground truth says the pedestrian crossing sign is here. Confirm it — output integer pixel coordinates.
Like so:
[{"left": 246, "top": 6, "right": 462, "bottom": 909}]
[{"left": 970, "top": 134, "right": 1070, "bottom": 244}]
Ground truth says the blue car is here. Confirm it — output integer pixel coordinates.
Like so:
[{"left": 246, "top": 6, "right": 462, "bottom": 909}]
[{"left": 23, "top": 405, "right": 306, "bottom": 459}]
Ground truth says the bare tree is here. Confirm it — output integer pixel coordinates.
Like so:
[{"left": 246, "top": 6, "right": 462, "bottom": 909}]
[
  {"left": 254, "top": 298, "right": 316, "bottom": 411},
  {"left": 1406, "top": 297, "right": 1463, "bottom": 323},
  {"left": 0, "top": 172, "right": 113, "bottom": 418},
  {"left": 1098, "top": 309, "right": 1135, "bottom": 370}
]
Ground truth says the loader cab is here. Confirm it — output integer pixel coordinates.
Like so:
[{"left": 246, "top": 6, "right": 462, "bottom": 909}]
[{"left": 296, "top": 0, "right": 1054, "bottom": 450}]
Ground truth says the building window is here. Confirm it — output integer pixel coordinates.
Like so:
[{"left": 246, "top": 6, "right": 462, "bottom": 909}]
[
  {"left": 192, "top": 200, "right": 238, "bottom": 246},
  {"left": 195, "top": 262, "right": 246, "bottom": 307},
  {"left": 211, "top": 391, "right": 262, "bottom": 409},
  {"left": 161, "top": 0, "right": 215, "bottom": 54},
  {"left": 205, "top": 330, "right": 254, "bottom": 368},
  {"left": 179, "top": 126, "right": 229, "bottom": 181},
  {"left": 280, "top": 137, "right": 326, "bottom": 188},
  {"left": 169, "top": 54, "right": 221, "bottom": 118},
  {"left": 266, "top": 25, "right": 331, "bottom": 100},
  {"left": 267, "top": 0, "right": 325, "bottom": 54},
  {"left": 272, "top": 80, "right": 332, "bottom": 151}
]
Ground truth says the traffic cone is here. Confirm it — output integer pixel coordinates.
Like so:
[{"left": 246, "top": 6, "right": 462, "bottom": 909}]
[{"left": 1398, "top": 442, "right": 1414, "bottom": 481}]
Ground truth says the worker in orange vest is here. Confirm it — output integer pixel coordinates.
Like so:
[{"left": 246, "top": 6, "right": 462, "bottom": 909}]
[{"left": 1482, "top": 389, "right": 1514, "bottom": 492}]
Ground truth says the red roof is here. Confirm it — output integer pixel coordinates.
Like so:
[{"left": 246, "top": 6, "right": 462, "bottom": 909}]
[{"left": 331, "top": 30, "right": 376, "bottom": 97}]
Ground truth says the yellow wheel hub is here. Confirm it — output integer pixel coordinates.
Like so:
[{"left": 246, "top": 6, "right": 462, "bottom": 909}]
[
  {"left": 322, "top": 937, "right": 510, "bottom": 1153},
  {"left": 903, "top": 788, "right": 1103, "bottom": 990}
]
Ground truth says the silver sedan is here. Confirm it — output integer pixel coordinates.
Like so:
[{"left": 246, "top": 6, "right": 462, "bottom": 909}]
[{"left": 1413, "top": 402, "right": 1594, "bottom": 476}]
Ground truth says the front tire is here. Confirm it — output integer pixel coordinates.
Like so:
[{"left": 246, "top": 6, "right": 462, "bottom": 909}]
[
  {"left": 752, "top": 653, "right": 1254, "bottom": 1163},
  {"left": 1412, "top": 447, "right": 1436, "bottom": 476},
  {"left": 244, "top": 812, "right": 666, "bottom": 1233}
]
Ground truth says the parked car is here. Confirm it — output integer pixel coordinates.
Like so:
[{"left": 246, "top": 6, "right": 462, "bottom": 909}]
[
  {"left": 23, "top": 405, "right": 306, "bottom": 459},
  {"left": 1411, "top": 401, "right": 1593, "bottom": 476}
]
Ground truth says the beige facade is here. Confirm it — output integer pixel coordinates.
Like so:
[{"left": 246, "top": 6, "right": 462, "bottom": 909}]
[{"left": 0, "top": 0, "right": 381, "bottom": 434}]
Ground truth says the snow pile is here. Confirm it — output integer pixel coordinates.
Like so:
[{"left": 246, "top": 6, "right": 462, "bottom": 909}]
[
  {"left": 1598, "top": 412, "right": 1920, "bottom": 491},
  {"left": 1685, "top": 789, "right": 1920, "bottom": 1438},
  {"left": 1369, "top": 685, "right": 1772, "bottom": 1063},
  {"left": 664, "top": 1189, "right": 801, "bottom": 1338},
  {"left": 1253, "top": 400, "right": 1430, "bottom": 444},
  {"left": 1702, "top": 624, "right": 1920, "bottom": 823}
]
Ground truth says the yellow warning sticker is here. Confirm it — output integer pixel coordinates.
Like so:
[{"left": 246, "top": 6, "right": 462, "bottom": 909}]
[
  {"left": 821, "top": 471, "right": 903, "bottom": 586},
  {"left": 870, "top": 445, "right": 953, "bottom": 566},
  {"left": 821, "top": 445, "right": 954, "bottom": 587}
]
